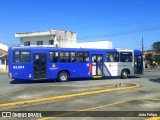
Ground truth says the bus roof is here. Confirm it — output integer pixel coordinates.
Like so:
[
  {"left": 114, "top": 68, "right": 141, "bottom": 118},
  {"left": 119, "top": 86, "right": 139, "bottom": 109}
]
[
  {"left": 9, "top": 46, "right": 141, "bottom": 53},
  {"left": 9, "top": 47, "right": 117, "bottom": 52},
  {"left": 134, "top": 49, "right": 142, "bottom": 55}
]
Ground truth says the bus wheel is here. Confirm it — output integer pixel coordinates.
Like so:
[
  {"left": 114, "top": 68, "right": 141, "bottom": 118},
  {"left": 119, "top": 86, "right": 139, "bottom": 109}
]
[
  {"left": 58, "top": 71, "right": 69, "bottom": 82},
  {"left": 121, "top": 70, "right": 128, "bottom": 79}
]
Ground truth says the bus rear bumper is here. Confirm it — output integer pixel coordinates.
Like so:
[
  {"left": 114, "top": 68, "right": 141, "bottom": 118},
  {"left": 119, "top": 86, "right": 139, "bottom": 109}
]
[{"left": 8, "top": 72, "right": 12, "bottom": 78}]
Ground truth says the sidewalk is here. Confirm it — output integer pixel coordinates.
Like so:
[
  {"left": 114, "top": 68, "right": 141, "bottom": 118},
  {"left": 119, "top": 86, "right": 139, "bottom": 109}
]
[
  {"left": 0, "top": 70, "right": 8, "bottom": 74},
  {"left": 145, "top": 68, "right": 160, "bottom": 71}
]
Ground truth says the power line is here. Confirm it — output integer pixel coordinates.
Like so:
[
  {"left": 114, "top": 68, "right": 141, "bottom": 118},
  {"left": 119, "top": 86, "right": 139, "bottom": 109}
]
[
  {"left": 1, "top": 25, "right": 160, "bottom": 43},
  {"left": 78, "top": 26, "right": 160, "bottom": 40}
]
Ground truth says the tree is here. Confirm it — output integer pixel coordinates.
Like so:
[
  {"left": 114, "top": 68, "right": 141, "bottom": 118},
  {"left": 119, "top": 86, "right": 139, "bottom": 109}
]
[
  {"left": 145, "top": 53, "right": 153, "bottom": 63},
  {"left": 152, "top": 41, "right": 160, "bottom": 53},
  {"left": 155, "top": 55, "right": 160, "bottom": 63}
]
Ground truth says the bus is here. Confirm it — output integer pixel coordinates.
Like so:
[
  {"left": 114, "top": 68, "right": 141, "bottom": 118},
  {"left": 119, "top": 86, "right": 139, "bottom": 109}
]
[{"left": 8, "top": 47, "right": 143, "bottom": 82}]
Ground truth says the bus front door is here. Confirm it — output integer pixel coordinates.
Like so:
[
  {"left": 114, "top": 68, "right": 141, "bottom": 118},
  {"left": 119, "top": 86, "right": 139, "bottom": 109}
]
[
  {"left": 92, "top": 55, "right": 103, "bottom": 77},
  {"left": 34, "top": 54, "right": 47, "bottom": 79},
  {"left": 134, "top": 55, "right": 143, "bottom": 74}
]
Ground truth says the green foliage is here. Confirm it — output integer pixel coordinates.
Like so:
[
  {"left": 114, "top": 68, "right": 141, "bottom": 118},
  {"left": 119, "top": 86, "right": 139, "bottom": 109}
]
[
  {"left": 145, "top": 53, "right": 153, "bottom": 62},
  {"left": 155, "top": 55, "right": 160, "bottom": 63},
  {"left": 152, "top": 41, "right": 160, "bottom": 53}
]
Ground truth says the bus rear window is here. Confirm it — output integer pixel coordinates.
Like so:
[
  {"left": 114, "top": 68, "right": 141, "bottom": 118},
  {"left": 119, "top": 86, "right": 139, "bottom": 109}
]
[{"left": 14, "top": 51, "right": 30, "bottom": 63}]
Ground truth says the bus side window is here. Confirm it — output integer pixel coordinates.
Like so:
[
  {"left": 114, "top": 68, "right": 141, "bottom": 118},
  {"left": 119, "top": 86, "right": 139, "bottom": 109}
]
[
  {"left": 106, "top": 52, "right": 119, "bottom": 62},
  {"left": 54, "top": 52, "right": 58, "bottom": 62},
  {"left": 114, "top": 53, "right": 119, "bottom": 62},
  {"left": 77, "top": 52, "right": 89, "bottom": 62},
  {"left": 120, "top": 52, "right": 132, "bottom": 62},
  {"left": 50, "top": 51, "right": 58, "bottom": 62},
  {"left": 84, "top": 52, "right": 89, "bottom": 62},
  {"left": 77, "top": 52, "right": 83, "bottom": 62},
  {"left": 70, "top": 52, "right": 76, "bottom": 62},
  {"left": 60, "top": 52, "right": 69, "bottom": 62}
]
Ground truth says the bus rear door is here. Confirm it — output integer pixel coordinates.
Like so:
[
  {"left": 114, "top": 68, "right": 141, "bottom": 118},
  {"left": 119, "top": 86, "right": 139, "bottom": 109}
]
[
  {"left": 34, "top": 54, "right": 47, "bottom": 79},
  {"left": 134, "top": 55, "right": 143, "bottom": 74}
]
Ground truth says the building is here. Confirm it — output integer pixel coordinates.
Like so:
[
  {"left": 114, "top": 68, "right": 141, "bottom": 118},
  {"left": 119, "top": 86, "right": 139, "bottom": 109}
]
[
  {"left": 15, "top": 29, "right": 113, "bottom": 49},
  {"left": 0, "top": 42, "right": 8, "bottom": 70},
  {"left": 0, "top": 42, "right": 8, "bottom": 52},
  {"left": 15, "top": 30, "right": 76, "bottom": 48}
]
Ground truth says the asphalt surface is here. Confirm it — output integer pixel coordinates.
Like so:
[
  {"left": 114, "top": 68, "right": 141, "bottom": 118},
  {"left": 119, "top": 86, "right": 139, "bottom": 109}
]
[{"left": 0, "top": 70, "right": 159, "bottom": 120}]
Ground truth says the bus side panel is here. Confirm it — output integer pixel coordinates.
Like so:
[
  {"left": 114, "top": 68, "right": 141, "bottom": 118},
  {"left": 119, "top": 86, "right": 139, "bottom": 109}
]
[
  {"left": 104, "top": 62, "right": 134, "bottom": 77},
  {"left": 69, "top": 63, "right": 91, "bottom": 78},
  {"left": 104, "top": 62, "right": 119, "bottom": 76},
  {"left": 117, "top": 62, "right": 134, "bottom": 76},
  {"left": 47, "top": 62, "right": 91, "bottom": 79},
  {"left": 47, "top": 62, "right": 59, "bottom": 79}
]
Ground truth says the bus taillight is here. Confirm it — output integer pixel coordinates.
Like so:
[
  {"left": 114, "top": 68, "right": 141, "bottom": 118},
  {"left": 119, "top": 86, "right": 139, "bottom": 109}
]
[{"left": 89, "top": 64, "right": 92, "bottom": 73}]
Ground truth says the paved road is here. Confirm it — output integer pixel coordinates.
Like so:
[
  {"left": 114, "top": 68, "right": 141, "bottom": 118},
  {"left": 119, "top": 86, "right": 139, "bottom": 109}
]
[{"left": 0, "top": 71, "right": 159, "bottom": 120}]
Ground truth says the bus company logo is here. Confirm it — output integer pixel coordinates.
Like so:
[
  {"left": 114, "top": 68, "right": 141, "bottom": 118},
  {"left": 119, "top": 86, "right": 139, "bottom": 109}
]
[
  {"left": 52, "top": 64, "right": 56, "bottom": 68},
  {"left": 49, "top": 64, "right": 58, "bottom": 70},
  {"left": 109, "top": 64, "right": 111, "bottom": 67}
]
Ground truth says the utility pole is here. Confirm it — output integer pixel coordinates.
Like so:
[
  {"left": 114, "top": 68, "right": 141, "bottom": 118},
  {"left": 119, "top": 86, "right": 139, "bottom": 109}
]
[
  {"left": 142, "top": 37, "right": 145, "bottom": 70},
  {"left": 142, "top": 37, "right": 144, "bottom": 54}
]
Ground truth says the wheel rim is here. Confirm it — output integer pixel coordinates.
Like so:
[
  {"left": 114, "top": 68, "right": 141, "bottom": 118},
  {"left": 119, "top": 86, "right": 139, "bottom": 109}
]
[
  {"left": 60, "top": 73, "right": 67, "bottom": 81},
  {"left": 123, "top": 71, "right": 127, "bottom": 77}
]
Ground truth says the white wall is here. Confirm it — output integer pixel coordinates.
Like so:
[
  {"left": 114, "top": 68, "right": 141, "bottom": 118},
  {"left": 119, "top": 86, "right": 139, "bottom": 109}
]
[
  {"left": 20, "top": 36, "right": 57, "bottom": 46},
  {"left": 0, "top": 43, "right": 8, "bottom": 70},
  {"left": 0, "top": 59, "right": 8, "bottom": 70},
  {"left": 17, "top": 30, "right": 76, "bottom": 48},
  {"left": 0, "top": 42, "right": 8, "bottom": 51},
  {"left": 55, "top": 30, "right": 76, "bottom": 48},
  {"left": 16, "top": 30, "right": 113, "bottom": 49}
]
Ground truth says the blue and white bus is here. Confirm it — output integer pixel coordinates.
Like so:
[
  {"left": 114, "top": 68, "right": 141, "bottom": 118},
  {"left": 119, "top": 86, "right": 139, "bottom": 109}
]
[{"left": 8, "top": 47, "right": 143, "bottom": 82}]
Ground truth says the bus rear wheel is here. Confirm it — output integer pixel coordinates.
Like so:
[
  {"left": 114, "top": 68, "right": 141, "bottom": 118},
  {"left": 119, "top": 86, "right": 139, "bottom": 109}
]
[
  {"left": 121, "top": 70, "right": 128, "bottom": 79},
  {"left": 58, "top": 71, "right": 69, "bottom": 82}
]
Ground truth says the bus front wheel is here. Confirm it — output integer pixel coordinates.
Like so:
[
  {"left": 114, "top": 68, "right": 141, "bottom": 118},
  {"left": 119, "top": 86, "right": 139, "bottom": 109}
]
[
  {"left": 121, "top": 70, "right": 128, "bottom": 79},
  {"left": 58, "top": 71, "right": 69, "bottom": 82}
]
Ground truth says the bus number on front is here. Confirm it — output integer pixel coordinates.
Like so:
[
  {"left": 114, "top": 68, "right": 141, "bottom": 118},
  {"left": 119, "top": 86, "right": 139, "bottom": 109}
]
[{"left": 13, "top": 66, "right": 25, "bottom": 69}]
